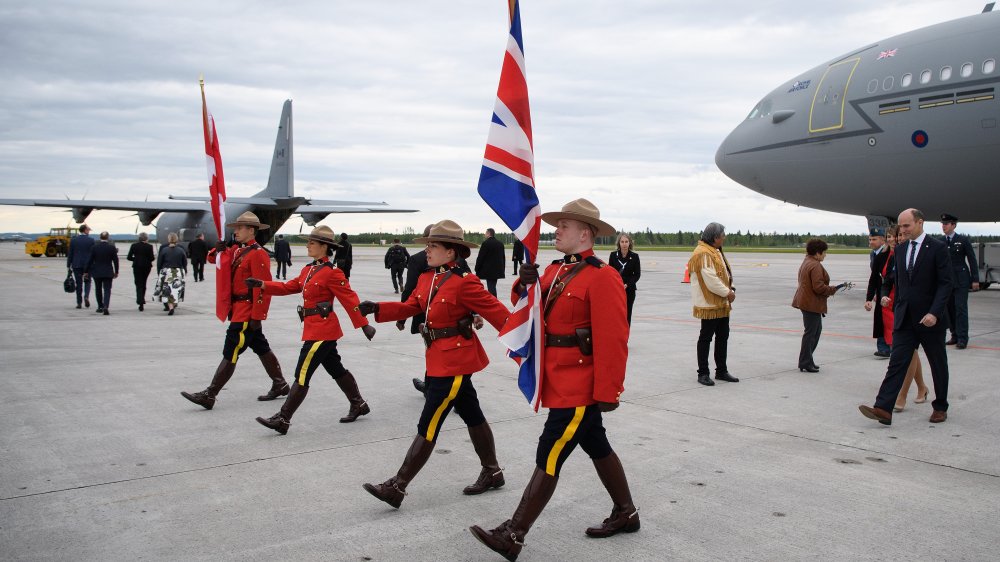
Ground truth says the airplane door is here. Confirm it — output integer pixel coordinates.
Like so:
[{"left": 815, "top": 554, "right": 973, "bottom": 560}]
[{"left": 809, "top": 57, "right": 861, "bottom": 133}]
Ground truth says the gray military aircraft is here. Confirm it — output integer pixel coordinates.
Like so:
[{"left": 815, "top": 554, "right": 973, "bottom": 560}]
[
  {"left": 715, "top": 4, "right": 1000, "bottom": 229},
  {"left": 0, "top": 100, "right": 416, "bottom": 247}
]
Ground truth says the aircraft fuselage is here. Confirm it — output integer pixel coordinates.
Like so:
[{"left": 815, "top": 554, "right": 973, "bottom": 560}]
[{"left": 716, "top": 10, "right": 1000, "bottom": 222}]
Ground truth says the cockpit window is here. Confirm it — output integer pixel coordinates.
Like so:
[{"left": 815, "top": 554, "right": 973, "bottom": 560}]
[{"left": 745, "top": 98, "right": 773, "bottom": 120}]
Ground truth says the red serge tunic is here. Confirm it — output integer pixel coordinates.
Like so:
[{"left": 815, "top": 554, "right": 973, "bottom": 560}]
[
  {"left": 374, "top": 263, "right": 509, "bottom": 377},
  {"left": 208, "top": 244, "right": 272, "bottom": 322},
  {"left": 517, "top": 249, "right": 630, "bottom": 409},
  {"left": 262, "top": 258, "right": 368, "bottom": 341}
]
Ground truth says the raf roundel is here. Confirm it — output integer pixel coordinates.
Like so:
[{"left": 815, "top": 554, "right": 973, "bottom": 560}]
[{"left": 911, "top": 130, "right": 929, "bottom": 148}]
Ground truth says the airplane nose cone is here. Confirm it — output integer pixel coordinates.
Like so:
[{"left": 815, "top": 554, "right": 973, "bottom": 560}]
[{"left": 715, "top": 128, "right": 748, "bottom": 188}]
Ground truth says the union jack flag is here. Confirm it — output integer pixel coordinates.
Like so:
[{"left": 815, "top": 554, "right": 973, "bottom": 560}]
[
  {"left": 477, "top": 0, "right": 544, "bottom": 410},
  {"left": 877, "top": 49, "right": 897, "bottom": 60}
]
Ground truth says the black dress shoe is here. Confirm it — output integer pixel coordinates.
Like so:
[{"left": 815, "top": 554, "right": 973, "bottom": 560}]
[
  {"left": 799, "top": 365, "right": 820, "bottom": 373},
  {"left": 138, "top": 304, "right": 144, "bottom": 311},
  {"left": 76, "top": 304, "right": 82, "bottom": 309},
  {"left": 85, "top": 299, "right": 90, "bottom": 308},
  {"left": 103, "top": 309, "right": 110, "bottom": 316},
  {"left": 697, "top": 375, "right": 715, "bottom": 386},
  {"left": 715, "top": 372, "right": 739, "bottom": 383},
  {"left": 945, "top": 337, "right": 957, "bottom": 345},
  {"left": 873, "top": 351, "right": 891, "bottom": 358},
  {"left": 956, "top": 342, "right": 967, "bottom": 349},
  {"left": 412, "top": 377, "right": 426, "bottom": 393},
  {"left": 96, "top": 308, "right": 104, "bottom": 313}
]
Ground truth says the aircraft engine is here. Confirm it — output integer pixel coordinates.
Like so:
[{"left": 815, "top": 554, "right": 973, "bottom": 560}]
[
  {"left": 299, "top": 212, "right": 330, "bottom": 226},
  {"left": 137, "top": 211, "right": 160, "bottom": 225},
  {"left": 70, "top": 207, "right": 94, "bottom": 223}
]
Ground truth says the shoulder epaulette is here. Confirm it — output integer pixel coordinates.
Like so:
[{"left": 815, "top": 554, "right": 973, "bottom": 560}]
[{"left": 585, "top": 256, "right": 604, "bottom": 268}]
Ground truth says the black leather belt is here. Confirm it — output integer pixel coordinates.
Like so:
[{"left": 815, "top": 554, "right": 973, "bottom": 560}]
[
  {"left": 231, "top": 293, "right": 251, "bottom": 302},
  {"left": 426, "top": 326, "right": 460, "bottom": 340},
  {"left": 545, "top": 334, "right": 580, "bottom": 347}
]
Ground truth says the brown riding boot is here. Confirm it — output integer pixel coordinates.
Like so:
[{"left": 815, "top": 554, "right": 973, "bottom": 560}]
[
  {"left": 463, "top": 422, "right": 504, "bottom": 495},
  {"left": 256, "top": 383, "right": 309, "bottom": 435},
  {"left": 585, "top": 452, "right": 640, "bottom": 538},
  {"left": 470, "top": 467, "right": 559, "bottom": 561},
  {"left": 363, "top": 435, "right": 435, "bottom": 508},
  {"left": 181, "top": 359, "right": 236, "bottom": 410},
  {"left": 335, "top": 371, "right": 370, "bottom": 423},
  {"left": 257, "top": 350, "right": 289, "bottom": 401}
]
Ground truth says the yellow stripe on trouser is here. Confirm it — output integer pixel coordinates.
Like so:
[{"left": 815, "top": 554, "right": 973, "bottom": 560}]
[
  {"left": 424, "top": 375, "right": 463, "bottom": 442},
  {"left": 546, "top": 406, "right": 586, "bottom": 476},
  {"left": 230, "top": 322, "right": 249, "bottom": 364},
  {"left": 298, "top": 341, "right": 324, "bottom": 386}
]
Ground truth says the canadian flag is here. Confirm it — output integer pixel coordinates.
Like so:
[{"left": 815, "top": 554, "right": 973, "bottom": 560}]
[{"left": 200, "top": 77, "right": 232, "bottom": 322}]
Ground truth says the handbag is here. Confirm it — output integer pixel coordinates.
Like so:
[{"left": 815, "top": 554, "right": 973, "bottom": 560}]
[{"left": 63, "top": 269, "right": 76, "bottom": 293}]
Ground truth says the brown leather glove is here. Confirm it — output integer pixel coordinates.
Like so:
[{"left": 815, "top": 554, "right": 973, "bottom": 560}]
[
  {"left": 215, "top": 241, "right": 227, "bottom": 252},
  {"left": 358, "top": 301, "right": 379, "bottom": 316},
  {"left": 245, "top": 278, "right": 263, "bottom": 289},
  {"left": 248, "top": 319, "right": 262, "bottom": 331},
  {"left": 362, "top": 324, "right": 376, "bottom": 341},
  {"left": 597, "top": 401, "right": 619, "bottom": 412},
  {"left": 519, "top": 262, "right": 539, "bottom": 286},
  {"left": 395, "top": 319, "right": 407, "bottom": 331}
]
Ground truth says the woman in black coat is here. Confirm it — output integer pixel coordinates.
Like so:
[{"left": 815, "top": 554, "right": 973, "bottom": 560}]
[{"left": 609, "top": 233, "right": 641, "bottom": 324}]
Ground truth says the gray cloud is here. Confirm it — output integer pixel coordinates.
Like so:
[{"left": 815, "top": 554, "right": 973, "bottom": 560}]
[{"left": 1, "top": 1, "right": 994, "bottom": 236}]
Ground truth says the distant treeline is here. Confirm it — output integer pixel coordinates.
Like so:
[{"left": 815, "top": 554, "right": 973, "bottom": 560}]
[
  {"left": 283, "top": 230, "right": 1000, "bottom": 249},
  {"left": 6, "top": 230, "right": 1000, "bottom": 249}
]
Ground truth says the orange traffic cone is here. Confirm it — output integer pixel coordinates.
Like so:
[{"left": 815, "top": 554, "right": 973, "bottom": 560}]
[{"left": 682, "top": 264, "right": 690, "bottom": 283}]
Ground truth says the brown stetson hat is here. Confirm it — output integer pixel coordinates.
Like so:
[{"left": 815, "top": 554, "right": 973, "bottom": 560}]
[
  {"left": 226, "top": 211, "right": 270, "bottom": 230},
  {"left": 304, "top": 225, "right": 340, "bottom": 248},
  {"left": 540, "top": 198, "right": 615, "bottom": 237},
  {"left": 413, "top": 220, "right": 479, "bottom": 249}
]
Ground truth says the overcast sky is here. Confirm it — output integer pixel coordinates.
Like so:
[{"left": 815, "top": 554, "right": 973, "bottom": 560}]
[{"left": 1, "top": 1, "right": 995, "bottom": 237}]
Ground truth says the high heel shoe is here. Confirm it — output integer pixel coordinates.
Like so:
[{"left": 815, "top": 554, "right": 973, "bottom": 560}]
[
  {"left": 894, "top": 401, "right": 906, "bottom": 412},
  {"left": 914, "top": 389, "right": 929, "bottom": 404}
]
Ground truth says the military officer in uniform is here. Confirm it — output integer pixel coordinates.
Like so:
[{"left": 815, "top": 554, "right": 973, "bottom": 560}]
[
  {"left": 864, "top": 227, "right": 892, "bottom": 357},
  {"left": 941, "top": 214, "right": 979, "bottom": 349},
  {"left": 247, "top": 225, "right": 375, "bottom": 434},
  {"left": 357, "top": 220, "right": 510, "bottom": 509},
  {"left": 471, "top": 198, "right": 638, "bottom": 562},
  {"left": 180, "top": 212, "right": 290, "bottom": 409}
]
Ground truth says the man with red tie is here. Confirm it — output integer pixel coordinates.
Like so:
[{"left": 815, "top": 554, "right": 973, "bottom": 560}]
[
  {"left": 471, "top": 198, "right": 639, "bottom": 561},
  {"left": 181, "top": 212, "right": 289, "bottom": 410}
]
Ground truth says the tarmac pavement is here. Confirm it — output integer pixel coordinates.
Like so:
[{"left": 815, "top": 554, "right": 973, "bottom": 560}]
[{"left": 1, "top": 243, "right": 998, "bottom": 561}]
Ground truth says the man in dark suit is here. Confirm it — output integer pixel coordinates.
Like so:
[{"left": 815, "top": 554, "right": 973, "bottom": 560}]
[
  {"left": 474, "top": 228, "right": 505, "bottom": 296},
  {"left": 67, "top": 224, "right": 95, "bottom": 308},
  {"left": 512, "top": 237, "right": 524, "bottom": 275},
  {"left": 860, "top": 208, "right": 953, "bottom": 425},
  {"left": 334, "top": 232, "right": 353, "bottom": 278},
  {"left": 940, "top": 214, "right": 979, "bottom": 349},
  {"left": 273, "top": 234, "right": 292, "bottom": 280},
  {"left": 864, "top": 227, "right": 891, "bottom": 357},
  {"left": 188, "top": 233, "right": 209, "bottom": 282},
  {"left": 127, "top": 232, "right": 155, "bottom": 311},
  {"left": 85, "top": 231, "right": 119, "bottom": 316}
]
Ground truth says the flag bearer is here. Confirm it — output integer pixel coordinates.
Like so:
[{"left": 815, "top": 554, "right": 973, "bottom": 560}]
[
  {"left": 471, "top": 199, "right": 638, "bottom": 561},
  {"left": 180, "top": 212, "right": 289, "bottom": 409}
]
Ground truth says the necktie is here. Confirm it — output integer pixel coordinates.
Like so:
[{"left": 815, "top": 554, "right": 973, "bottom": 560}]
[{"left": 907, "top": 240, "right": 917, "bottom": 273}]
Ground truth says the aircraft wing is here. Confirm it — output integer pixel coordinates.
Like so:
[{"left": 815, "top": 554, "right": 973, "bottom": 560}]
[
  {"left": 295, "top": 205, "right": 418, "bottom": 214},
  {"left": 0, "top": 198, "right": 209, "bottom": 213}
]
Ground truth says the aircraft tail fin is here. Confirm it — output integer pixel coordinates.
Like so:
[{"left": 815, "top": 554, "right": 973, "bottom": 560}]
[
  {"left": 261, "top": 99, "right": 294, "bottom": 198},
  {"left": 985, "top": 3, "right": 995, "bottom": 13}
]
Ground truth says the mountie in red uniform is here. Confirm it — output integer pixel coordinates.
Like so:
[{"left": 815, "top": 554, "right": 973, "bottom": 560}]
[
  {"left": 209, "top": 243, "right": 272, "bottom": 322},
  {"left": 264, "top": 257, "right": 368, "bottom": 341},
  {"left": 255, "top": 252, "right": 373, "bottom": 434},
  {"left": 533, "top": 250, "right": 629, "bottom": 409},
  {"left": 471, "top": 198, "right": 639, "bottom": 560},
  {"left": 375, "top": 263, "right": 509, "bottom": 377},
  {"left": 181, "top": 237, "right": 289, "bottom": 411},
  {"left": 360, "top": 219, "right": 512, "bottom": 511}
]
